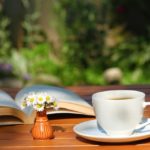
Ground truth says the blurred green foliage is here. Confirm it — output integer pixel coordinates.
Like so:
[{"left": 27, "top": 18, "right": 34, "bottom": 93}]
[
  {"left": 0, "top": 0, "right": 150, "bottom": 86},
  {"left": 51, "top": 0, "right": 150, "bottom": 85},
  {"left": 54, "top": 0, "right": 106, "bottom": 68},
  {"left": 0, "top": 6, "right": 12, "bottom": 60},
  {"left": 48, "top": 0, "right": 107, "bottom": 85}
]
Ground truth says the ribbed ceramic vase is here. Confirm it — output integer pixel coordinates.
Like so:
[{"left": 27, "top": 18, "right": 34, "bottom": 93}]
[{"left": 31, "top": 110, "right": 54, "bottom": 140}]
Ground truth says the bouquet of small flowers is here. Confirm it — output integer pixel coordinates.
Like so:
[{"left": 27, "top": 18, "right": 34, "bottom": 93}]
[{"left": 21, "top": 92, "right": 58, "bottom": 112}]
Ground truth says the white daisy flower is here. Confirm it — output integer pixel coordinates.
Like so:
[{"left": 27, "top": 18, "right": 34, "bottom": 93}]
[
  {"left": 44, "top": 93, "right": 56, "bottom": 104},
  {"left": 21, "top": 100, "right": 27, "bottom": 109},
  {"left": 45, "top": 95, "right": 51, "bottom": 103},
  {"left": 51, "top": 101, "right": 59, "bottom": 110},
  {"left": 36, "top": 93, "right": 46, "bottom": 104},
  {"left": 26, "top": 93, "right": 37, "bottom": 106},
  {"left": 21, "top": 91, "right": 58, "bottom": 112},
  {"left": 33, "top": 103, "right": 45, "bottom": 112}
]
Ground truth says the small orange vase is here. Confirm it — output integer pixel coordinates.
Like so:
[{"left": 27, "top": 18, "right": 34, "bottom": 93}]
[{"left": 31, "top": 110, "right": 54, "bottom": 140}]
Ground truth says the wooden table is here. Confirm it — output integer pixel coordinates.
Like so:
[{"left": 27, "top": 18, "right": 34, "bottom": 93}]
[{"left": 0, "top": 85, "right": 150, "bottom": 150}]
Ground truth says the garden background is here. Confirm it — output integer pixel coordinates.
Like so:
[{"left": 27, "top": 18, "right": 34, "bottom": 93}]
[{"left": 0, "top": 0, "right": 150, "bottom": 88}]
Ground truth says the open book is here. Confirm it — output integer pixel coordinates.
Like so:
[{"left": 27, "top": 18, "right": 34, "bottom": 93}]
[{"left": 0, "top": 85, "right": 94, "bottom": 125}]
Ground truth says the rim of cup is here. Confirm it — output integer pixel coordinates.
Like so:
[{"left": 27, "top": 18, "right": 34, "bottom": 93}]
[{"left": 92, "top": 90, "right": 145, "bottom": 100}]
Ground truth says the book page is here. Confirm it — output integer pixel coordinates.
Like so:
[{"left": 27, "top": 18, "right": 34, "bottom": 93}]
[
  {"left": 0, "top": 116, "right": 23, "bottom": 126},
  {"left": 47, "top": 108, "right": 90, "bottom": 115},
  {"left": 0, "top": 90, "right": 21, "bottom": 111},
  {"left": 0, "top": 90, "right": 35, "bottom": 125},
  {"left": 15, "top": 85, "right": 93, "bottom": 115},
  {"left": 0, "top": 106, "right": 35, "bottom": 125}
]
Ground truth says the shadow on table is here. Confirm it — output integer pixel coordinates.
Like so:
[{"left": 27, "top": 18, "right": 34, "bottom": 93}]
[{"left": 76, "top": 136, "right": 150, "bottom": 146}]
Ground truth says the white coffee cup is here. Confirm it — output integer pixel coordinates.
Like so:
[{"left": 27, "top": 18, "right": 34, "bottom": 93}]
[{"left": 92, "top": 90, "right": 150, "bottom": 137}]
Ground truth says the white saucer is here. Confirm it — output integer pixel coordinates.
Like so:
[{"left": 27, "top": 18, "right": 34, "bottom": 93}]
[{"left": 73, "top": 118, "right": 150, "bottom": 143}]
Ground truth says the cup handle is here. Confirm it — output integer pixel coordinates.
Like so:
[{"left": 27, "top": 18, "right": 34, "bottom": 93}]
[{"left": 143, "top": 102, "right": 150, "bottom": 108}]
